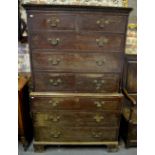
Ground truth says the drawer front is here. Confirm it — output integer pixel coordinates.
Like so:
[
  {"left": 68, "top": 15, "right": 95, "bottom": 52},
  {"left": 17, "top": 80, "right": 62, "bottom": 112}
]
[
  {"left": 76, "top": 32, "right": 124, "bottom": 52},
  {"left": 30, "top": 32, "right": 124, "bottom": 52},
  {"left": 31, "top": 95, "right": 122, "bottom": 111},
  {"left": 33, "top": 111, "right": 120, "bottom": 127},
  {"left": 30, "top": 32, "right": 75, "bottom": 50},
  {"left": 27, "top": 12, "right": 127, "bottom": 33},
  {"left": 76, "top": 73, "right": 120, "bottom": 92},
  {"left": 32, "top": 52, "right": 123, "bottom": 73},
  {"left": 34, "top": 73, "right": 75, "bottom": 92},
  {"left": 34, "top": 127, "right": 118, "bottom": 142},
  {"left": 78, "top": 14, "right": 127, "bottom": 33},
  {"left": 28, "top": 13, "right": 76, "bottom": 30},
  {"left": 33, "top": 73, "right": 120, "bottom": 92}
]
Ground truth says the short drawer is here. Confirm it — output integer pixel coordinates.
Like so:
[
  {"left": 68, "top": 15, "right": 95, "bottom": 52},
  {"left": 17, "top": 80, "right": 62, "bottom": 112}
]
[
  {"left": 30, "top": 32, "right": 124, "bottom": 52},
  {"left": 32, "top": 111, "right": 120, "bottom": 127},
  {"left": 78, "top": 14, "right": 127, "bottom": 33},
  {"left": 76, "top": 73, "right": 120, "bottom": 92},
  {"left": 33, "top": 73, "right": 120, "bottom": 92},
  {"left": 34, "top": 127, "right": 118, "bottom": 142},
  {"left": 32, "top": 52, "right": 123, "bottom": 73},
  {"left": 76, "top": 32, "right": 124, "bottom": 52},
  {"left": 34, "top": 73, "right": 74, "bottom": 92},
  {"left": 28, "top": 12, "right": 76, "bottom": 31},
  {"left": 31, "top": 93, "right": 123, "bottom": 111}
]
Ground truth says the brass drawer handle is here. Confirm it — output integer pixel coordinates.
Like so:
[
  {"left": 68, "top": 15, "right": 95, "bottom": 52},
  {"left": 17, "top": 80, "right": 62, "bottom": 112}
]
[
  {"left": 49, "top": 78, "right": 62, "bottom": 86},
  {"left": 50, "top": 131, "right": 61, "bottom": 138},
  {"left": 94, "top": 101, "right": 105, "bottom": 108},
  {"left": 48, "top": 38, "right": 60, "bottom": 46},
  {"left": 47, "top": 17, "right": 60, "bottom": 27},
  {"left": 93, "top": 79, "right": 105, "bottom": 84},
  {"left": 96, "top": 60, "right": 105, "bottom": 66},
  {"left": 96, "top": 19, "right": 110, "bottom": 28},
  {"left": 93, "top": 79, "right": 105, "bottom": 90},
  {"left": 48, "top": 100, "right": 59, "bottom": 107},
  {"left": 96, "top": 37, "right": 108, "bottom": 47},
  {"left": 49, "top": 115, "right": 60, "bottom": 122},
  {"left": 93, "top": 114, "right": 104, "bottom": 123},
  {"left": 92, "top": 132, "right": 102, "bottom": 138},
  {"left": 48, "top": 58, "right": 61, "bottom": 65}
]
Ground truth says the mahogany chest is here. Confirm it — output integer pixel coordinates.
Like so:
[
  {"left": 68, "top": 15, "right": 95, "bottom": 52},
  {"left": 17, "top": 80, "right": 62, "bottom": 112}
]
[{"left": 24, "top": 4, "right": 132, "bottom": 152}]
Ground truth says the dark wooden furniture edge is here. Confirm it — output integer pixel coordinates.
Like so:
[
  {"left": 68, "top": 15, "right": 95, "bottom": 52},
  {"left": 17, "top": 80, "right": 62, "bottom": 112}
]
[
  {"left": 122, "top": 88, "right": 136, "bottom": 123},
  {"left": 18, "top": 75, "right": 33, "bottom": 150},
  {"left": 122, "top": 54, "right": 137, "bottom": 94},
  {"left": 125, "top": 54, "right": 137, "bottom": 60},
  {"left": 122, "top": 88, "right": 136, "bottom": 105},
  {"left": 22, "top": 4, "right": 132, "bottom": 13}
]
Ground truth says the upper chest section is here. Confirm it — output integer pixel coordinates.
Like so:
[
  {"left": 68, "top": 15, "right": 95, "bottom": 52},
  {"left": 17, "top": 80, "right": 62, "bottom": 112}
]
[{"left": 25, "top": 5, "right": 131, "bottom": 34}]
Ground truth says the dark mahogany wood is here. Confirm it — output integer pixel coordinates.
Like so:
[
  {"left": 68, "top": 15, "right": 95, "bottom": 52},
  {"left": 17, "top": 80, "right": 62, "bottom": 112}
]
[
  {"left": 33, "top": 72, "right": 75, "bottom": 92},
  {"left": 23, "top": 4, "right": 132, "bottom": 14},
  {"left": 23, "top": 4, "right": 132, "bottom": 152},
  {"left": 33, "top": 72, "right": 120, "bottom": 92},
  {"left": 30, "top": 32, "right": 124, "bottom": 52},
  {"left": 28, "top": 13, "right": 76, "bottom": 31},
  {"left": 31, "top": 51, "right": 123, "bottom": 72},
  {"left": 18, "top": 76, "right": 33, "bottom": 150},
  {"left": 123, "top": 54, "right": 137, "bottom": 93},
  {"left": 77, "top": 14, "right": 127, "bottom": 33},
  {"left": 31, "top": 95, "right": 122, "bottom": 112},
  {"left": 34, "top": 127, "right": 118, "bottom": 142},
  {"left": 32, "top": 111, "right": 120, "bottom": 127},
  {"left": 76, "top": 73, "right": 120, "bottom": 92},
  {"left": 27, "top": 11, "right": 128, "bottom": 33},
  {"left": 126, "top": 58, "right": 137, "bottom": 93},
  {"left": 121, "top": 54, "right": 137, "bottom": 147}
]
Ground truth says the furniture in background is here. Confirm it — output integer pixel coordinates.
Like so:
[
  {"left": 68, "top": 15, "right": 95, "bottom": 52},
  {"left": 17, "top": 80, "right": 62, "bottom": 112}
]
[
  {"left": 18, "top": 75, "right": 33, "bottom": 150},
  {"left": 120, "top": 54, "right": 137, "bottom": 147},
  {"left": 23, "top": 4, "right": 132, "bottom": 152},
  {"left": 19, "top": 0, "right": 28, "bottom": 43}
]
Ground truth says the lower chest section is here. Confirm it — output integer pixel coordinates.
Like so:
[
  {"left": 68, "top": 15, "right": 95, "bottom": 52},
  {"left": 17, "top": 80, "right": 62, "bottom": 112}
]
[{"left": 31, "top": 93, "right": 123, "bottom": 142}]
